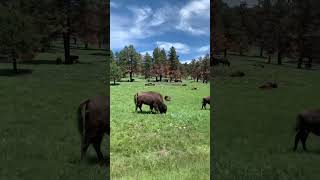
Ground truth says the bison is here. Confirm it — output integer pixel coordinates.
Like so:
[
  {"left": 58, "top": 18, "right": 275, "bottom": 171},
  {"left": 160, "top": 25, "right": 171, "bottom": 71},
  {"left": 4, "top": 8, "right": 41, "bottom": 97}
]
[
  {"left": 294, "top": 109, "right": 320, "bottom": 151},
  {"left": 77, "top": 96, "right": 109, "bottom": 165},
  {"left": 202, "top": 96, "right": 210, "bottom": 109},
  {"left": 259, "top": 82, "right": 278, "bottom": 89},
  {"left": 134, "top": 91, "right": 167, "bottom": 114},
  {"left": 164, "top": 96, "right": 172, "bottom": 101}
]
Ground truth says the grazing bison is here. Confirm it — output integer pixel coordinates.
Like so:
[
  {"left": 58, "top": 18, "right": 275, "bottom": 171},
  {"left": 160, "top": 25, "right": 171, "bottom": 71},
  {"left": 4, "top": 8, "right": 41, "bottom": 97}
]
[
  {"left": 294, "top": 109, "right": 320, "bottom": 151},
  {"left": 259, "top": 82, "right": 278, "bottom": 89},
  {"left": 164, "top": 96, "right": 172, "bottom": 101},
  {"left": 77, "top": 96, "right": 109, "bottom": 165},
  {"left": 134, "top": 91, "right": 167, "bottom": 114},
  {"left": 202, "top": 96, "right": 210, "bottom": 109},
  {"left": 70, "top": 55, "right": 79, "bottom": 63}
]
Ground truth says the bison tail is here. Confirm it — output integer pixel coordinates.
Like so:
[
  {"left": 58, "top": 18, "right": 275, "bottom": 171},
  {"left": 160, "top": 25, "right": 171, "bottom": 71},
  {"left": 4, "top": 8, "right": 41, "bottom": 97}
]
[
  {"left": 295, "top": 114, "right": 304, "bottom": 131},
  {"left": 134, "top": 93, "right": 139, "bottom": 105},
  {"left": 77, "top": 99, "right": 89, "bottom": 136}
]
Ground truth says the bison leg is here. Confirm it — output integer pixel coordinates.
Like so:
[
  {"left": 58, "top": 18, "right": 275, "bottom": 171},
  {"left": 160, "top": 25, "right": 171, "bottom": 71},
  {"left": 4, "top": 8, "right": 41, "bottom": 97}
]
[
  {"left": 301, "top": 131, "right": 309, "bottom": 151},
  {"left": 294, "top": 131, "right": 302, "bottom": 151},
  {"left": 202, "top": 103, "right": 206, "bottom": 109},
  {"left": 93, "top": 136, "right": 104, "bottom": 164},
  {"left": 81, "top": 136, "right": 90, "bottom": 160}
]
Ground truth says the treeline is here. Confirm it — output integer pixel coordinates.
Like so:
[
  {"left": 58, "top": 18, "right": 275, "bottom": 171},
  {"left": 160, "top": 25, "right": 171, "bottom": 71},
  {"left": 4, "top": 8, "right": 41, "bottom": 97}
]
[
  {"left": 216, "top": 0, "right": 320, "bottom": 68},
  {"left": 0, "top": 0, "right": 107, "bottom": 72},
  {"left": 110, "top": 45, "right": 210, "bottom": 84}
]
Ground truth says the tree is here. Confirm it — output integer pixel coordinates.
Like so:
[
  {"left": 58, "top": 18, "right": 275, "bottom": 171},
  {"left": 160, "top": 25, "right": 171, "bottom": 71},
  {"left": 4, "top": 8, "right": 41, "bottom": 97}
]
[
  {"left": 110, "top": 60, "right": 122, "bottom": 85},
  {"left": 168, "top": 46, "right": 180, "bottom": 81},
  {"left": 117, "top": 45, "right": 140, "bottom": 81},
  {"left": 0, "top": 1, "right": 41, "bottom": 73},
  {"left": 143, "top": 53, "right": 152, "bottom": 79}
]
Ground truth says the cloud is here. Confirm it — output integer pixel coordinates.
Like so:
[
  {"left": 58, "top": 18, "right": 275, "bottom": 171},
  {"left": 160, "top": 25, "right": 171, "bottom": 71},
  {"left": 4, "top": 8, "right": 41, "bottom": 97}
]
[
  {"left": 140, "top": 50, "right": 153, "bottom": 56},
  {"left": 176, "top": 0, "right": 210, "bottom": 35},
  {"left": 110, "top": 1, "right": 119, "bottom": 8},
  {"left": 156, "top": 41, "right": 190, "bottom": 54},
  {"left": 181, "top": 59, "right": 192, "bottom": 64},
  {"left": 197, "top": 45, "right": 210, "bottom": 53}
]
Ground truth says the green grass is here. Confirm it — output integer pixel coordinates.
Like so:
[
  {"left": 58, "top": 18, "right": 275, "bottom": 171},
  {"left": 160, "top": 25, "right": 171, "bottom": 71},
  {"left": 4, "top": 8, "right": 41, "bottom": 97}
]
[
  {"left": 0, "top": 45, "right": 108, "bottom": 179},
  {"left": 110, "top": 79, "right": 210, "bottom": 179},
  {"left": 213, "top": 55, "right": 320, "bottom": 180}
]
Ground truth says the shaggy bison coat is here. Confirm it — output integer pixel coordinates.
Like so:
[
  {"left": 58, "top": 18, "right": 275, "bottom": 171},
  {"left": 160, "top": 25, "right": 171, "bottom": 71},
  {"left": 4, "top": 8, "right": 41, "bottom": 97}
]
[
  {"left": 77, "top": 96, "right": 109, "bottom": 164},
  {"left": 202, "top": 96, "right": 210, "bottom": 109},
  {"left": 134, "top": 91, "right": 167, "bottom": 114},
  {"left": 294, "top": 109, "right": 320, "bottom": 151}
]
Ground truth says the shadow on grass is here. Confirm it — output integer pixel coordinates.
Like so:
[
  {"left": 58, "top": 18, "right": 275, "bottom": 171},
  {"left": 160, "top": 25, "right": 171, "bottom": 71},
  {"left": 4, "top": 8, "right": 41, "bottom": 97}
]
[
  {"left": 134, "top": 110, "right": 154, "bottom": 114},
  {"left": 21, "top": 60, "right": 56, "bottom": 65},
  {"left": 0, "top": 69, "right": 33, "bottom": 76},
  {"left": 69, "top": 155, "right": 110, "bottom": 167},
  {"left": 90, "top": 52, "right": 108, "bottom": 56},
  {"left": 110, "top": 83, "right": 120, "bottom": 86}
]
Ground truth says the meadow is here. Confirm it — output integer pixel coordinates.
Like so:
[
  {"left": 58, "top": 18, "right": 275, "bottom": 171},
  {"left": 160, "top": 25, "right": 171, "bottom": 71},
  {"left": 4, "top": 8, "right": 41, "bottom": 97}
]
[
  {"left": 110, "top": 78, "right": 210, "bottom": 179},
  {"left": 213, "top": 55, "right": 320, "bottom": 180},
  {"left": 0, "top": 44, "right": 108, "bottom": 179}
]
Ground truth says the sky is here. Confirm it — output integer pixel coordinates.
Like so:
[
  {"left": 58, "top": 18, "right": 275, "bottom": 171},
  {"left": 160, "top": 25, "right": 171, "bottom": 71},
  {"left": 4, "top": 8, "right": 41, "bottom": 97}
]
[{"left": 110, "top": 0, "right": 210, "bottom": 64}]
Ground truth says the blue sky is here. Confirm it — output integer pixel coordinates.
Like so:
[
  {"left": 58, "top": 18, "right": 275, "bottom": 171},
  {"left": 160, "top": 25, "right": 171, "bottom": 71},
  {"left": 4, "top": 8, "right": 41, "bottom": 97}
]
[{"left": 110, "top": 0, "right": 210, "bottom": 63}]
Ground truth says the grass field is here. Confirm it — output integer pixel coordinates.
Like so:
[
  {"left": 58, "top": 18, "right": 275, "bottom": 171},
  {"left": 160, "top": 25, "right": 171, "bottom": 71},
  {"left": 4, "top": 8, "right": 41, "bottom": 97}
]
[
  {"left": 213, "top": 55, "right": 320, "bottom": 180},
  {"left": 0, "top": 45, "right": 108, "bottom": 179},
  {"left": 110, "top": 78, "right": 210, "bottom": 179}
]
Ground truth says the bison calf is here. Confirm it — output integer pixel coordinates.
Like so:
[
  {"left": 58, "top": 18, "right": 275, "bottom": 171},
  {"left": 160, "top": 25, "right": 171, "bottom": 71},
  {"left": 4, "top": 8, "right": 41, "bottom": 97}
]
[
  {"left": 77, "top": 96, "right": 109, "bottom": 165},
  {"left": 294, "top": 109, "right": 320, "bottom": 151},
  {"left": 202, "top": 96, "right": 210, "bottom": 109},
  {"left": 164, "top": 96, "right": 172, "bottom": 101},
  {"left": 259, "top": 82, "right": 278, "bottom": 89},
  {"left": 134, "top": 91, "right": 167, "bottom": 114}
]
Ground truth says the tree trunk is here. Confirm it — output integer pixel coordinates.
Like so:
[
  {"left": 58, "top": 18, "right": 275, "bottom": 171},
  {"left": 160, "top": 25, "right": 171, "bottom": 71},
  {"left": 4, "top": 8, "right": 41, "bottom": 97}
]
[
  {"left": 277, "top": 51, "right": 282, "bottom": 65},
  {"left": 267, "top": 55, "right": 271, "bottom": 64},
  {"left": 98, "top": 40, "right": 102, "bottom": 49},
  {"left": 113, "top": 79, "right": 116, "bottom": 85},
  {"left": 156, "top": 76, "right": 158, "bottom": 82},
  {"left": 260, "top": 46, "right": 263, "bottom": 57},
  {"left": 297, "top": 57, "right": 303, "bottom": 69},
  {"left": 224, "top": 48, "right": 227, "bottom": 58},
  {"left": 308, "top": 56, "right": 312, "bottom": 68},
  {"left": 84, "top": 42, "right": 88, "bottom": 49},
  {"left": 63, "top": 32, "right": 71, "bottom": 64},
  {"left": 160, "top": 74, "right": 162, "bottom": 81},
  {"left": 129, "top": 72, "right": 133, "bottom": 82},
  {"left": 13, "top": 57, "right": 17, "bottom": 73}
]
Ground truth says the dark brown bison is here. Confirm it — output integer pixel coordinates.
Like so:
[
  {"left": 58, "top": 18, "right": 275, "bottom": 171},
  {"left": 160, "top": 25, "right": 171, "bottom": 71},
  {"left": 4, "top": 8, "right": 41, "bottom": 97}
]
[
  {"left": 294, "top": 109, "right": 320, "bottom": 151},
  {"left": 134, "top": 91, "right": 167, "bottom": 114},
  {"left": 259, "top": 82, "right": 278, "bottom": 89},
  {"left": 202, "top": 96, "right": 210, "bottom": 109},
  {"left": 77, "top": 96, "right": 109, "bottom": 165}
]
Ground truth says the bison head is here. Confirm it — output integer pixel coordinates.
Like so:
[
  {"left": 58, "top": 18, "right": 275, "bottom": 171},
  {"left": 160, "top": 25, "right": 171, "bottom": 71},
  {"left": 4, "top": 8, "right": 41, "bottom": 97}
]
[{"left": 159, "top": 103, "right": 167, "bottom": 114}]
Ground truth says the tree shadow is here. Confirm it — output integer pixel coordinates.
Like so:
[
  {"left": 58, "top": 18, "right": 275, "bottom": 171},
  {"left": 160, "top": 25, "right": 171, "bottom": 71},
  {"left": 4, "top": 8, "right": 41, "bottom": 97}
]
[
  {"left": 21, "top": 60, "right": 57, "bottom": 65},
  {"left": 0, "top": 69, "right": 33, "bottom": 76},
  {"left": 90, "top": 52, "right": 108, "bottom": 56},
  {"left": 110, "top": 83, "right": 120, "bottom": 86}
]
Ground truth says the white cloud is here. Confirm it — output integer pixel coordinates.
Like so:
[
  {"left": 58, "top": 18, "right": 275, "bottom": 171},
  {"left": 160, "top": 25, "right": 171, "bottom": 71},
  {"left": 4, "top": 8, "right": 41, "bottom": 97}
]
[
  {"left": 197, "top": 45, "right": 210, "bottom": 53},
  {"left": 176, "top": 0, "right": 210, "bottom": 35},
  {"left": 110, "top": 1, "right": 119, "bottom": 8},
  {"left": 140, "top": 50, "right": 153, "bottom": 56},
  {"left": 181, "top": 60, "right": 192, "bottom": 64},
  {"left": 156, "top": 41, "right": 190, "bottom": 54}
]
